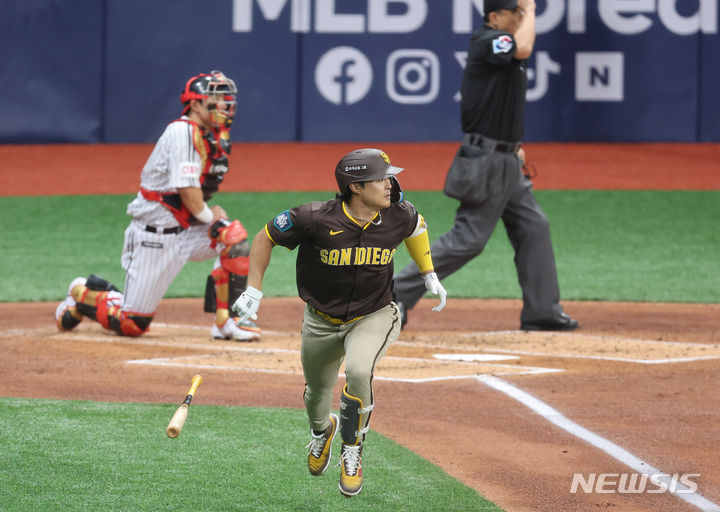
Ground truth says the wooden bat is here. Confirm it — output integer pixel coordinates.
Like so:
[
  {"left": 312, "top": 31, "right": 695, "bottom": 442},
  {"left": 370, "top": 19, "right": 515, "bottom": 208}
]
[{"left": 166, "top": 374, "right": 202, "bottom": 438}]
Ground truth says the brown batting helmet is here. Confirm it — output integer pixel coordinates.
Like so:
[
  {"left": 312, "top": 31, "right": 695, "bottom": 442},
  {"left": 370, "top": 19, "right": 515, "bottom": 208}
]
[{"left": 335, "top": 148, "right": 404, "bottom": 200}]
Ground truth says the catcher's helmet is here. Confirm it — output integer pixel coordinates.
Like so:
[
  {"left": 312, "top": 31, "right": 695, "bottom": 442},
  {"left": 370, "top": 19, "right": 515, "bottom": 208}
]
[
  {"left": 180, "top": 70, "right": 237, "bottom": 128},
  {"left": 335, "top": 148, "right": 404, "bottom": 202}
]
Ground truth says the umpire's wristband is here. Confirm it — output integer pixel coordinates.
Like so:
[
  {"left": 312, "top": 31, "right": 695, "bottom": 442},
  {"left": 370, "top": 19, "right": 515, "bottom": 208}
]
[{"left": 195, "top": 204, "right": 213, "bottom": 224}]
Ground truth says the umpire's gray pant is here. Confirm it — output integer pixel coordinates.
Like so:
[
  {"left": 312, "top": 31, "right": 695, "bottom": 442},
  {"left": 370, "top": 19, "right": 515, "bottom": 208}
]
[{"left": 393, "top": 144, "right": 565, "bottom": 324}]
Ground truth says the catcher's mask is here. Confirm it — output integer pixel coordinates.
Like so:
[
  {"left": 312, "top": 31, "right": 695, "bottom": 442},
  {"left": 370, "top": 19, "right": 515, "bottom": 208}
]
[
  {"left": 181, "top": 70, "right": 237, "bottom": 129},
  {"left": 335, "top": 148, "right": 404, "bottom": 203}
]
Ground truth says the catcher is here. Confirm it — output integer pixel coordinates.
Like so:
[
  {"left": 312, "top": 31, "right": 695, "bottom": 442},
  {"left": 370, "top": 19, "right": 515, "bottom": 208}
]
[
  {"left": 232, "top": 148, "right": 447, "bottom": 496},
  {"left": 55, "top": 70, "right": 259, "bottom": 341}
]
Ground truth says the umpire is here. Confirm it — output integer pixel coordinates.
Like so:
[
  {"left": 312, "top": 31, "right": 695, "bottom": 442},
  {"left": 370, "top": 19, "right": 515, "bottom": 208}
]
[{"left": 393, "top": 0, "right": 578, "bottom": 331}]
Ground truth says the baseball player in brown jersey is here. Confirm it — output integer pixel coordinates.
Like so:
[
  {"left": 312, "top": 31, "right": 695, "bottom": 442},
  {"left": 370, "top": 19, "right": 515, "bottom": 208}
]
[
  {"left": 54, "top": 71, "right": 259, "bottom": 341},
  {"left": 232, "top": 148, "right": 447, "bottom": 497}
]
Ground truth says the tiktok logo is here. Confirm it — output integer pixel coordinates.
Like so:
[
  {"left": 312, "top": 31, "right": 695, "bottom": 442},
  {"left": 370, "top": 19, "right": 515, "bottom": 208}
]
[
  {"left": 315, "top": 46, "right": 372, "bottom": 105},
  {"left": 527, "top": 51, "right": 561, "bottom": 101}
]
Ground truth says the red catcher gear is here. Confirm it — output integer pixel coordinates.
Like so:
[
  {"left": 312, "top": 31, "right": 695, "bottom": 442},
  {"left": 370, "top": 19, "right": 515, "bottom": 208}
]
[
  {"left": 180, "top": 70, "right": 237, "bottom": 130},
  {"left": 209, "top": 219, "right": 248, "bottom": 248}
]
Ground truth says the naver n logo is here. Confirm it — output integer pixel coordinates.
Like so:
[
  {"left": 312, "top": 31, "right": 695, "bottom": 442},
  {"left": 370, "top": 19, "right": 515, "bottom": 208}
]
[{"left": 575, "top": 52, "right": 624, "bottom": 101}]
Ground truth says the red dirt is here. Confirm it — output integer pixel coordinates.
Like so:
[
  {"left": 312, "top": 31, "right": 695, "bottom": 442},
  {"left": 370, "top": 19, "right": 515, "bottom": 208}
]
[
  {"left": 1, "top": 142, "right": 718, "bottom": 196},
  {"left": 1, "top": 143, "right": 718, "bottom": 511}
]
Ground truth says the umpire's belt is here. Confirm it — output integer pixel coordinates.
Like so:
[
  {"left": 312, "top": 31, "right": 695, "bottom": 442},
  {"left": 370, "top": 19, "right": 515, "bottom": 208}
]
[
  {"left": 145, "top": 225, "right": 183, "bottom": 234},
  {"left": 464, "top": 133, "right": 521, "bottom": 153},
  {"left": 308, "top": 306, "right": 364, "bottom": 325}
]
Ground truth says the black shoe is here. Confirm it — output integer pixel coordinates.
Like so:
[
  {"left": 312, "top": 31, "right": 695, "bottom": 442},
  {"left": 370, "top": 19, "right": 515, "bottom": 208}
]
[{"left": 521, "top": 312, "right": 578, "bottom": 331}]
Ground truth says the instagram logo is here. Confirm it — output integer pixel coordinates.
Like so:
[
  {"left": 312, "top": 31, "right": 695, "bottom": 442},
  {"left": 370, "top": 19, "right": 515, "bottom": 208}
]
[{"left": 386, "top": 49, "right": 439, "bottom": 104}]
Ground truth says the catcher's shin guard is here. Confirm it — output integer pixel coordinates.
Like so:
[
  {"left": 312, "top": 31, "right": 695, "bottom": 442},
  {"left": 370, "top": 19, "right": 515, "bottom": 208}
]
[
  {"left": 340, "top": 384, "right": 374, "bottom": 446},
  {"left": 203, "top": 275, "right": 216, "bottom": 313},
  {"left": 205, "top": 239, "right": 250, "bottom": 314},
  {"left": 85, "top": 273, "right": 120, "bottom": 292},
  {"left": 93, "top": 294, "right": 152, "bottom": 337},
  {"left": 106, "top": 311, "right": 153, "bottom": 337},
  {"left": 71, "top": 275, "right": 151, "bottom": 337},
  {"left": 228, "top": 272, "right": 248, "bottom": 317},
  {"left": 73, "top": 274, "right": 120, "bottom": 320}
]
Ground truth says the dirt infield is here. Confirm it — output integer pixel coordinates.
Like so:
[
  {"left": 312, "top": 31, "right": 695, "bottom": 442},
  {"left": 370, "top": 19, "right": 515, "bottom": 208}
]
[
  {"left": 1, "top": 143, "right": 719, "bottom": 511},
  {"left": 2, "top": 298, "right": 719, "bottom": 511}
]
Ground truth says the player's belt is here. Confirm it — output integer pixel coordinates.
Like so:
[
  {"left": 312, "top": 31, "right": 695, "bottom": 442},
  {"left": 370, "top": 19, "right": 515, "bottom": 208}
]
[
  {"left": 308, "top": 306, "right": 364, "bottom": 325},
  {"left": 464, "top": 133, "right": 521, "bottom": 153},
  {"left": 145, "top": 225, "right": 184, "bottom": 235}
]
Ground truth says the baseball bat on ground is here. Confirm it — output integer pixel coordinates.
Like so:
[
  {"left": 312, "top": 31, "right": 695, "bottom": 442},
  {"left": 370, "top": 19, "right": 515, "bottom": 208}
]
[{"left": 166, "top": 374, "right": 202, "bottom": 438}]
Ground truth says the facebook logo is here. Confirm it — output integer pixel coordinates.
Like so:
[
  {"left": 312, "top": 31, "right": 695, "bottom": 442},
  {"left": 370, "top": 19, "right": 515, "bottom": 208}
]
[
  {"left": 575, "top": 52, "right": 624, "bottom": 101},
  {"left": 314, "top": 46, "right": 372, "bottom": 105}
]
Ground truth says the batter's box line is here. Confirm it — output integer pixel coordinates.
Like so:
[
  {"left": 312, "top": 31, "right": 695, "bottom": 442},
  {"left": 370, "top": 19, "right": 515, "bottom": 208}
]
[
  {"left": 395, "top": 335, "right": 720, "bottom": 365},
  {"left": 13, "top": 327, "right": 719, "bottom": 365},
  {"left": 461, "top": 330, "right": 720, "bottom": 349},
  {"left": 463, "top": 347, "right": 720, "bottom": 365},
  {"left": 373, "top": 364, "right": 563, "bottom": 382},
  {"left": 152, "top": 323, "right": 296, "bottom": 337},
  {"left": 126, "top": 353, "right": 562, "bottom": 381},
  {"left": 29, "top": 332, "right": 299, "bottom": 354},
  {"left": 128, "top": 359, "right": 302, "bottom": 376}
]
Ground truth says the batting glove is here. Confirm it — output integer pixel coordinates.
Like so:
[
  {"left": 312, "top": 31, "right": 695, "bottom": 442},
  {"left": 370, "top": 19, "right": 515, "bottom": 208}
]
[
  {"left": 232, "top": 286, "right": 263, "bottom": 323},
  {"left": 423, "top": 272, "right": 447, "bottom": 312}
]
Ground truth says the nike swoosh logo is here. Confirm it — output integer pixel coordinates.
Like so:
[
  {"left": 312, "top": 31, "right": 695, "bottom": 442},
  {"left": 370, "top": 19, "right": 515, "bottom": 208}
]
[{"left": 329, "top": 230, "right": 344, "bottom": 236}]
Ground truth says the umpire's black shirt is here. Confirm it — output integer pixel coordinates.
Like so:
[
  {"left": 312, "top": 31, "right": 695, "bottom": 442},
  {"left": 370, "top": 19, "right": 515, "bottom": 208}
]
[{"left": 460, "top": 25, "right": 528, "bottom": 143}]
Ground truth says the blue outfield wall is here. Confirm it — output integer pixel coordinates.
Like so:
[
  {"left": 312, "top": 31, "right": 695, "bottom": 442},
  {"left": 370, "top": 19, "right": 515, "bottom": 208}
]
[{"left": 1, "top": 0, "right": 718, "bottom": 144}]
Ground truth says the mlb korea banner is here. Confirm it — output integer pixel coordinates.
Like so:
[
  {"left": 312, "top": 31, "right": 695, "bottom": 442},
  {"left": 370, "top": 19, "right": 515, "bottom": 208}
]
[{"left": 1, "top": 0, "right": 718, "bottom": 143}]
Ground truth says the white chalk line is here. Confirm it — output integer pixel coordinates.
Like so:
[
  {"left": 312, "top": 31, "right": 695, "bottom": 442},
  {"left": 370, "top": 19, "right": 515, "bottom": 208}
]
[
  {"left": 460, "top": 330, "right": 720, "bottom": 349},
  {"left": 7, "top": 325, "right": 719, "bottom": 507},
  {"left": 7, "top": 324, "right": 717, "bottom": 372},
  {"left": 468, "top": 348, "right": 720, "bottom": 365},
  {"left": 395, "top": 332, "right": 720, "bottom": 364},
  {"left": 5, "top": 325, "right": 561, "bottom": 379},
  {"left": 478, "top": 375, "right": 720, "bottom": 512},
  {"left": 126, "top": 351, "right": 561, "bottom": 380},
  {"left": 14, "top": 329, "right": 718, "bottom": 366},
  {"left": 4, "top": 330, "right": 294, "bottom": 354},
  {"left": 127, "top": 359, "right": 301, "bottom": 376}
]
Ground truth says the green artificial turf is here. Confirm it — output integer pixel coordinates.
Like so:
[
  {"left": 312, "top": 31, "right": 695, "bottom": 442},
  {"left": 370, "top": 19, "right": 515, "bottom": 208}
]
[
  {"left": 0, "top": 398, "right": 500, "bottom": 512},
  {"left": 0, "top": 190, "right": 717, "bottom": 303}
]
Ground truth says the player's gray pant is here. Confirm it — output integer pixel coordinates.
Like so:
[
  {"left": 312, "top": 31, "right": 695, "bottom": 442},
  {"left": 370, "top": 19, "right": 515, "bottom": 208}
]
[
  {"left": 393, "top": 146, "right": 564, "bottom": 324},
  {"left": 301, "top": 303, "right": 401, "bottom": 433}
]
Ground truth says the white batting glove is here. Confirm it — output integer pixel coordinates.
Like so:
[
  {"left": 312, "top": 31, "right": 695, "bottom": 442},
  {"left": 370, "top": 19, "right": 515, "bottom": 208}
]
[
  {"left": 232, "top": 286, "right": 263, "bottom": 323},
  {"left": 423, "top": 272, "right": 447, "bottom": 312}
]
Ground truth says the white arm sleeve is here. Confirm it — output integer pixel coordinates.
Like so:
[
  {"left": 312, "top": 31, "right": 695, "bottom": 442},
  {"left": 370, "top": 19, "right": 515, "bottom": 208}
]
[
  {"left": 407, "top": 214, "right": 428, "bottom": 239},
  {"left": 166, "top": 122, "right": 202, "bottom": 189}
]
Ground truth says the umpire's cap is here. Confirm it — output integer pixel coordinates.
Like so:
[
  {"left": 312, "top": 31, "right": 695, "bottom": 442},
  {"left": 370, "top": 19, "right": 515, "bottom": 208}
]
[
  {"left": 335, "top": 148, "right": 403, "bottom": 195},
  {"left": 484, "top": 0, "right": 518, "bottom": 15}
]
